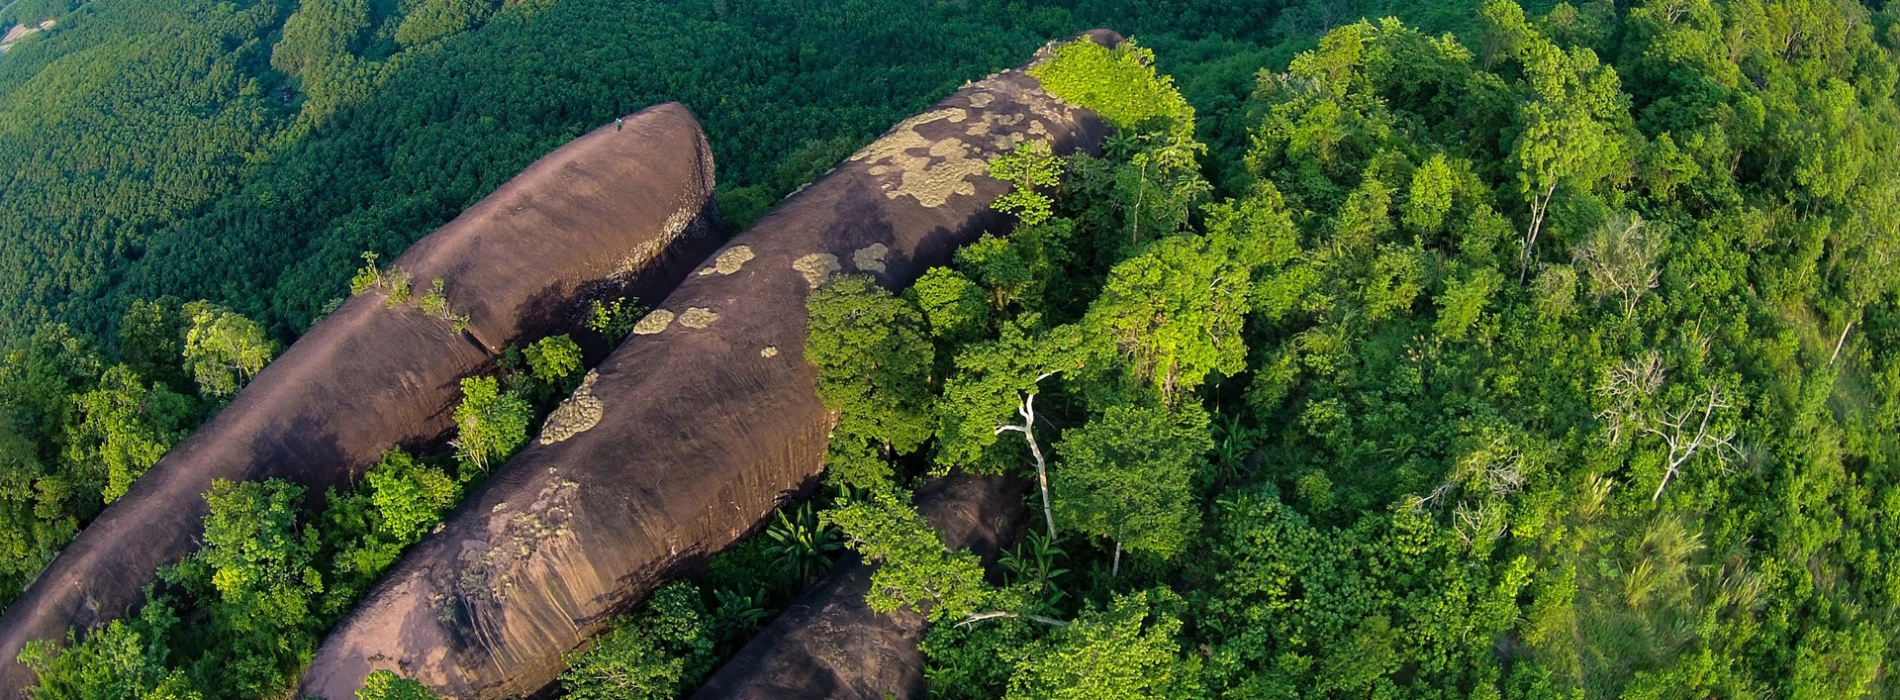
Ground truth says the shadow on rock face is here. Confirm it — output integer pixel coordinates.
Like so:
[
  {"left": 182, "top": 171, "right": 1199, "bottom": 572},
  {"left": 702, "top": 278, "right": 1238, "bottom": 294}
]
[
  {"left": 690, "top": 475, "right": 1028, "bottom": 700},
  {"left": 0, "top": 103, "right": 721, "bottom": 699},
  {"left": 299, "top": 33, "right": 1119, "bottom": 700}
]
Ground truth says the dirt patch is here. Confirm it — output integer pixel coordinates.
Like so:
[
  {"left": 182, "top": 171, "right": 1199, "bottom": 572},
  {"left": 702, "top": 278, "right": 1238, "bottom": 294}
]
[
  {"left": 0, "top": 20, "right": 51, "bottom": 53},
  {"left": 298, "top": 37, "right": 1113, "bottom": 699},
  {"left": 0, "top": 103, "right": 721, "bottom": 697}
]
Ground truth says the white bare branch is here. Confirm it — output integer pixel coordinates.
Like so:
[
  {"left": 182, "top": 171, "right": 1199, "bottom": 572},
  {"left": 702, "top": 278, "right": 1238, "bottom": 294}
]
[
  {"left": 1573, "top": 213, "right": 1662, "bottom": 318},
  {"left": 998, "top": 374, "right": 1059, "bottom": 541},
  {"left": 1597, "top": 351, "right": 1664, "bottom": 445},
  {"left": 1646, "top": 384, "right": 1736, "bottom": 502},
  {"left": 1830, "top": 322, "right": 1853, "bottom": 367},
  {"left": 956, "top": 610, "right": 1069, "bottom": 628}
]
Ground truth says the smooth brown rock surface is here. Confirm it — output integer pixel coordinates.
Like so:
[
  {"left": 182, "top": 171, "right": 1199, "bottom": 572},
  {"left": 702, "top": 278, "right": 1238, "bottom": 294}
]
[
  {"left": 690, "top": 476, "right": 1027, "bottom": 700},
  {"left": 0, "top": 102, "right": 719, "bottom": 698},
  {"left": 298, "top": 37, "right": 1114, "bottom": 700}
]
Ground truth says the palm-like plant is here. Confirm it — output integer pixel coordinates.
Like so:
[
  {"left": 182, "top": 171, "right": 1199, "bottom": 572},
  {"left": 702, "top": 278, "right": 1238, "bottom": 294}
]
[
  {"left": 1211, "top": 412, "right": 1260, "bottom": 483},
  {"left": 999, "top": 530, "right": 1069, "bottom": 605},
  {"left": 1103, "top": 131, "right": 1142, "bottom": 160},
  {"left": 710, "top": 586, "right": 771, "bottom": 646},
  {"left": 763, "top": 501, "right": 844, "bottom": 583}
]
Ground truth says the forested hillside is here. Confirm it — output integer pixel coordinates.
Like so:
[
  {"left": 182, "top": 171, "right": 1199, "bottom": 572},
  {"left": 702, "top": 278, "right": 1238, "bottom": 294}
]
[
  {"left": 6, "top": 0, "right": 1900, "bottom": 698},
  {"left": 0, "top": 0, "right": 1525, "bottom": 348}
]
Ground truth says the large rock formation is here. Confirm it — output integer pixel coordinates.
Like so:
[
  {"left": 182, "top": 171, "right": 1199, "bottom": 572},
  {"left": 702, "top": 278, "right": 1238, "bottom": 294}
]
[
  {"left": 298, "top": 35, "right": 1116, "bottom": 700},
  {"left": 690, "top": 476, "right": 1026, "bottom": 700},
  {"left": 0, "top": 103, "right": 719, "bottom": 697}
]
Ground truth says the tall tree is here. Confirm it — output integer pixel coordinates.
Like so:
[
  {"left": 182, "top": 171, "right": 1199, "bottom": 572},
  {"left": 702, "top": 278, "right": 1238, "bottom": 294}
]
[
  {"left": 1481, "top": 0, "right": 1633, "bottom": 280},
  {"left": 63, "top": 365, "right": 193, "bottom": 503},
  {"left": 1082, "top": 233, "right": 1252, "bottom": 405},
  {"left": 1002, "top": 589, "right": 1198, "bottom": 700},
  {"left": 1051, "top": 402, "right": 1210, "bottom": 573},
  {"left": 451, "top": 376, "right": 532, "bottom": 472},
  {"left": 180, "top": 302, "right": 277, "bottom": 399},
  {"left": 805, "top": 276, "right": 936, "bottom": 457}
]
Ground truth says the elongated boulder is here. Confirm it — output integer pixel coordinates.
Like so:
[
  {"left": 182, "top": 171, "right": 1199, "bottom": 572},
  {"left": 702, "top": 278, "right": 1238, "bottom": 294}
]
[
  {"left": 0, "top": 103, "right": 719, "bottom": 697},
  {"left": 690, "top": 476, "right": 1026, "bottom": 700},
  {"left": 299, "top": 35, "right": 1117, "bottom": 700}
]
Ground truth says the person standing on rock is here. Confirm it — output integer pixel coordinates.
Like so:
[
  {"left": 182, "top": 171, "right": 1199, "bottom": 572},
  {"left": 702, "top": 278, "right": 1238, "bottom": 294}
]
[{"left": 616, "top": 117, "right": 624, "bottom": 131}]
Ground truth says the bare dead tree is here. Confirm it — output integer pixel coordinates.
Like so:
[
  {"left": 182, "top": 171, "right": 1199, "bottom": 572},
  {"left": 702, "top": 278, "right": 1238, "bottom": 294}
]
[
  {"left": 996, "top": 372, "right": 1059, "bottom": 541},
  {"left": 1410, "top": 441, "right": 1522, "bottom": 515},
  {"left": 1520, "top": 180, "right": 1559, "bottom": 283},
  {"left": 1481, "top": 452, "right": 1526, "bottom": 498},
  {"left": 1597, "top": 351, "right": 1665, "bottom": 445},
  {"left": 1573, "top": 213, "right": 1662, "bottom": 318},
  {"left": 1645, "top": 384, "right": 1737, "bottom": 502},
  {"left": 1452, "top": 501, "right": 1506, "bottom": 549}
]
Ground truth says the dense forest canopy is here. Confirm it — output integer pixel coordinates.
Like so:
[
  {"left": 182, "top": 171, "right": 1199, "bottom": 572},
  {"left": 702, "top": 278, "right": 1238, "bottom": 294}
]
[
  {"left": 3, "top": 0, "right": 1900, "bottom": 698},
  {"left": 0, "top": 0, "right": 1533, "bottom": 347},
  {"left": 792, "top": 6, "right": 1900, "bottom": 699}
]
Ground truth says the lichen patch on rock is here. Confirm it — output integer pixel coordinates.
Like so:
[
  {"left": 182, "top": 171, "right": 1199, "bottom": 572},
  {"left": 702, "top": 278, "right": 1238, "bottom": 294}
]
[
  {"left": 537, "top": 371, "right": 604, "bottom": 445},
  {"left": 851, "top": 108, "right": 989, "bottom": 208},
  {"left": 968, "top": 91, "right": 995, "bottom": 108},
  {"left": 632, "top": 309, "right": 675, "bottom": 335},
  {"left": 761, "top": 346, "right": 779, "bottom": 358},
  {"left": 449, "top": 473, "right": 580, "bottom": 607},
  {"left": 700, "top": 245, "right": 755, "bottom": 276},
  {"left": 679, "top": 307, "right": 720, "bottom": 328},
  {"left": 792, "top": 253, "right": 840, "bottom": 289},
  {"left": 852, "top": 243, "right": 889, "bottom": 273}
]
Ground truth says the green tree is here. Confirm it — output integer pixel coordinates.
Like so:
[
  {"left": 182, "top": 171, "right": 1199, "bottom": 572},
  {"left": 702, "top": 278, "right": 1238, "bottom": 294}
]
[
  {"left": 560, "top": 582, "right": 715, "bottom": 700},
  {"left": 1480, "top": 0, "right": 1633, "bottom": 280},
  {"left": 1082, "top": 233, "right": 1252, "bottom": 405},
  {"left": 116, "top": 298, "right": 190, "bottom": 392},
  {"left": 991, "top": 140, "right": 1063, "bottom": 226},
  {"left": 523, "top": 335, "right": 582, "bottom": 385},
  {"left": 322, "top": 448, "right": 460, "bottom": 609},
  {"left": 355, "top": 670, "right": 440, "bottom": 700},
  {"left": 63, "top": 365, "right": 194, "bottom": 503},
  {"left": 805, "top": 276, "right": 935, "bottom": 457},
  {"left": 393, "top": 0, "right": 495, "bottom": 48},
  {"left": 908, "top": 266, "right": 991, "bottom": 349},
  {"left": 451, "top": 376, "right": 532, "bottom": 471},
  {"left": 935, "top": 320, "right": 1083, "bottom": 537},
  {"left": 17, "top": 601, "right": 199, "bottom": 700},
  {"left": 824, "top": 489, "right": 989, "bottom": 623},
  {"left": 1028, "top": 39, "right": 1193, "bottom": 134},
  {"left": 1003, "top": 589, "right": 1198, "bottom": 700},
  {"left": 1052, "top": 402, "right": 1210, "bottom": 571},
  {"left": 180, "top": 302, "right": 277, "bottom": 399},
  {"left": 165, "top": 478, "right": 325, "bottom": 697}
]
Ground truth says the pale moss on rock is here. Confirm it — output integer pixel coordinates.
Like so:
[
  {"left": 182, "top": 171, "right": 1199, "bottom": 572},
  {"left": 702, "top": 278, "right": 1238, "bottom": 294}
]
[
  {"left": 537, "top": 371, "right": 604, "bottom": 445},
  {"left": 853, "top": 243, "right": 889, "bottom": 273},
  {"left": 679, "top": 307, "right": 719, "bottom": 328},
  {"left": 851, "top": 108, "right": 990, "bottom": 208},
  {"left": 632, "top": 309, "right": 675, "bottom": 335},
  {"left": 793, "top": 253, "right": 841, "bottom": 288},
  {"left": 699, "top": 245, "right": 755, "bottom": 276},
  {"left": 449, "top": 472, "right": 581, "bottom": 606}
]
